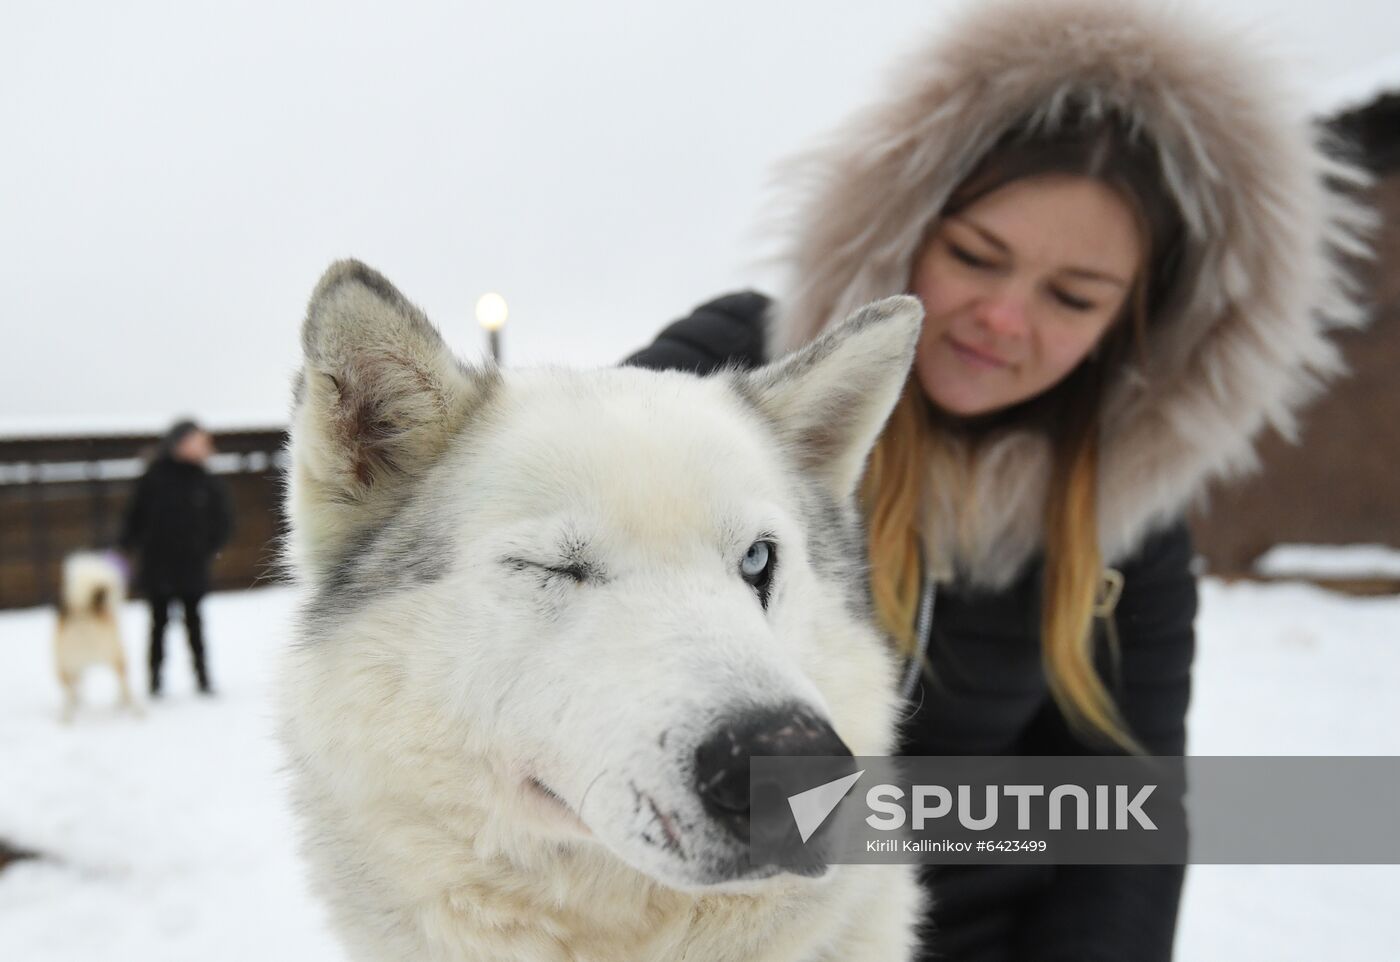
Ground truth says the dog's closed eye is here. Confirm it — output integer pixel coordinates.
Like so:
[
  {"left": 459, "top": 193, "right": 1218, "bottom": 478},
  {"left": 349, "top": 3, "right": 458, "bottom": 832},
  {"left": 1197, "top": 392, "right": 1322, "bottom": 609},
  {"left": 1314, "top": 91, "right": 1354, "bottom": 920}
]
[{"left": 501, "top": 556, "right": 598, "bottom": 584}]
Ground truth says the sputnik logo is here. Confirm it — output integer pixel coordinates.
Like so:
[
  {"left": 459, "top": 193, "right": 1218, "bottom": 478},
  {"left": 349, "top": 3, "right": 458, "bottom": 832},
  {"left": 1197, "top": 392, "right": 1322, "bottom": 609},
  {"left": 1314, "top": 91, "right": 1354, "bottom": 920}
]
[{"left": 786, "top": 770, "right": 864, "bottom": 843}]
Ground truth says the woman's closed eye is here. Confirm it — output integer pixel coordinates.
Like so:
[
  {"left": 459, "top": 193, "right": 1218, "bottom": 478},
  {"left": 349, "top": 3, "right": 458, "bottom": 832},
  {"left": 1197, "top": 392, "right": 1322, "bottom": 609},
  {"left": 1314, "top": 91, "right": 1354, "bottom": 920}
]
[
  {"left": 946, "top": 241, "right": 999, "bottom": 270},
  {"left": 1048, "top": 287, "right": 1097, "bottom": 312}
]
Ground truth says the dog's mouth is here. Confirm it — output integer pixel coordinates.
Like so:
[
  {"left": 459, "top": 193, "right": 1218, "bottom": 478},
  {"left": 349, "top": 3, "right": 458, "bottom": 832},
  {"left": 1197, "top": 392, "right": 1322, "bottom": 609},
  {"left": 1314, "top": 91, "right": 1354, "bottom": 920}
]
[
  {"left": 522, "top": 775, "right": 820, "bottom": 889},
  {"left": 524, "top": 776, "right": 592, "bottom": 836}
]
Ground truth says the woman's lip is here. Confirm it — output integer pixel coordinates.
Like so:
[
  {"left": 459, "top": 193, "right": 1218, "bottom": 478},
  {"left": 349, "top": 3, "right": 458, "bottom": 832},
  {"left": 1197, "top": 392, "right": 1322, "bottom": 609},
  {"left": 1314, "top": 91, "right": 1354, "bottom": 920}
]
[{"left": 946, "top": 336, "right": 1010, "bottom": 369}]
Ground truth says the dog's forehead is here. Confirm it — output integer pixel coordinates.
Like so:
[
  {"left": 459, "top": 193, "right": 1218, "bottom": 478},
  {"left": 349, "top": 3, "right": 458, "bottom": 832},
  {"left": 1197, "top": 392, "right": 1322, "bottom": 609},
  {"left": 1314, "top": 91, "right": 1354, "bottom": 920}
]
[{"left": 465, "top": 367, "right": 793, "bottom": 520}]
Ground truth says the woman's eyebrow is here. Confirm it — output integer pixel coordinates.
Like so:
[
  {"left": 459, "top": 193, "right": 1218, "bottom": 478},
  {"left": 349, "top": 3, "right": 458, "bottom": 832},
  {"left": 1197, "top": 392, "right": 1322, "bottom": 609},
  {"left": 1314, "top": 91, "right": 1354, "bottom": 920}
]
[
  {"left": 951, "top": 215, "right": 1129, "bottom": 288},
  {"left": 1060, "top": 267, "right": 1128, "bottom": 287},
  {"left": 946, "top": 216, "right": 1009, "bottom": 253}
]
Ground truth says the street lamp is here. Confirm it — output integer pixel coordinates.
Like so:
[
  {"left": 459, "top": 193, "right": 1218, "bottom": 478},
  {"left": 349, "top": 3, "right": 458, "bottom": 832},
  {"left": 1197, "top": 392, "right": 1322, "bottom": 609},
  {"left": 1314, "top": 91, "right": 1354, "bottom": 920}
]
[{"left": 476, "top": 292, "right": 508, "bottom": 364}]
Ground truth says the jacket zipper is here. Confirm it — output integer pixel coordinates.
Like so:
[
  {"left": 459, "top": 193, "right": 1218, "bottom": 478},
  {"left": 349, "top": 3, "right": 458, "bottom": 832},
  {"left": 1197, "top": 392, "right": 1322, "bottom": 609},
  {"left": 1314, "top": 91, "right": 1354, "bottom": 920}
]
[{"left": 899, "top": 575, "right": 937, "bottom": 699}]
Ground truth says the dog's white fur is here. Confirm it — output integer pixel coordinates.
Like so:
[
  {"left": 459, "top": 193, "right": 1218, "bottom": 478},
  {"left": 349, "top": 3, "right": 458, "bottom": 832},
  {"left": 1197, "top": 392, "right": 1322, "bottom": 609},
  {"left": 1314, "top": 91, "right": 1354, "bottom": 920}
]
[
  {"left": 54, "top": 552, "right": 138, "bottom": 723},
  {"left": 279, "top": 261, "right": 926, "bottom": 961}
]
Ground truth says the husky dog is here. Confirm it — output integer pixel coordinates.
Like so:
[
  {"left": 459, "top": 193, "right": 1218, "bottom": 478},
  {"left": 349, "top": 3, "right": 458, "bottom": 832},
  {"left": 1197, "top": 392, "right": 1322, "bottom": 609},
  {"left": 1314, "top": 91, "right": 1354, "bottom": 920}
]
[
  {"left": 54, "top": 552, "right": 139, "bottom": 722},
  {"left": 279, "top": 261, "right": 925, "bottom": 961}
]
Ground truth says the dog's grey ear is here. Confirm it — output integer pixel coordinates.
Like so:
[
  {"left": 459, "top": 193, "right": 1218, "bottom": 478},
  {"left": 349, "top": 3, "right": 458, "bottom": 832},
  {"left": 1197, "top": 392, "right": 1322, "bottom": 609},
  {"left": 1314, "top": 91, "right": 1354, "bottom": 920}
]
[
  {"left": 739, "top": 296, "right": 923, "bottom": 499},
  {"left": 288, "top": 260, "right": 495, "bottom": 572}
]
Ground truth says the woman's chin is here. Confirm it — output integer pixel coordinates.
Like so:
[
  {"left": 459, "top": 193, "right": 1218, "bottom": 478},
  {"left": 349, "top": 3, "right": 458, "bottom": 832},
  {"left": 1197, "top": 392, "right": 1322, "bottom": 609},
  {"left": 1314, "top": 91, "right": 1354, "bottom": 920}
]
[{"left": 918, "top": 377, "right": 1005, "bottom": 420}]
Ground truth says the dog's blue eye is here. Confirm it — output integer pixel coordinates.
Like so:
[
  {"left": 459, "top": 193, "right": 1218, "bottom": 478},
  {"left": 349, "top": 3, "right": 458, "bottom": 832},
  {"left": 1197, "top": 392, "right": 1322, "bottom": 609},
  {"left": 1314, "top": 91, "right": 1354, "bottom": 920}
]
[
  {"left": 741, "top": 542, "right": 770, "bottom": 577},
  {"left": 740, "top": 540, "right": 776, "bottom": 608}
]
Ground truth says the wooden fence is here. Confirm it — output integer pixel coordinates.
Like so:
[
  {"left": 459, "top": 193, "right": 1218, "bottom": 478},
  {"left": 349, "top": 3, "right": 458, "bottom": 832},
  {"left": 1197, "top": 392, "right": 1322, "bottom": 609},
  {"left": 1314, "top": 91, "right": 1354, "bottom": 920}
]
[
  {"left": 0, "top": 430, "right": 287, "bottom": 610},
  {"left": 1186, "top": 125, "right": 1400, "bottom": 578}
]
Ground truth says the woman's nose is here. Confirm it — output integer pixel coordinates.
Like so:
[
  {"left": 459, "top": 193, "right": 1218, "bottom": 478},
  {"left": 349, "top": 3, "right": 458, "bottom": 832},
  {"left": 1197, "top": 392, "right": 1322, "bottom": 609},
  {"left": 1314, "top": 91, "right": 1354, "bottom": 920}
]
[{"left": 976, "top": 291, "right": 1030, "bottom": 340}]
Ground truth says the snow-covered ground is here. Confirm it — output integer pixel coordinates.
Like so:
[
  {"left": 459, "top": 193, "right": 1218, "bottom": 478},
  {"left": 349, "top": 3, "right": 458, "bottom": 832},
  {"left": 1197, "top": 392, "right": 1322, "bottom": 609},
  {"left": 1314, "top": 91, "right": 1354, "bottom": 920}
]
[
  {"left": 1, "top": 577, "right": 1397, "bottom": 960},
  {"left": 1254, "top": 543, "right": 1400, "bottom": 580},
  {"left": 0, "top": 588, "right": 333, "bottom": 959}
]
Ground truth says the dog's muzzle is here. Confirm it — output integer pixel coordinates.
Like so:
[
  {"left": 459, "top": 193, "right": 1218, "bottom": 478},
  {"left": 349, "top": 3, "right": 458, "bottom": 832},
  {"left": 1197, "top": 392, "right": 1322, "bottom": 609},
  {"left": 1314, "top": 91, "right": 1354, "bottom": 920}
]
[{"left": 693, "top": 704, "right": 853, "bottom": 857}]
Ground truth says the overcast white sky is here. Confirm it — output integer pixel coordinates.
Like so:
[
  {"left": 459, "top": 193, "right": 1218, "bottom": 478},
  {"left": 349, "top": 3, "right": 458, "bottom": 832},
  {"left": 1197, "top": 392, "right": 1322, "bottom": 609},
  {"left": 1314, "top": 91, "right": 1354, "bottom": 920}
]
[{"left": 2, "top": 0, "right": 1396, "bottom": 435}]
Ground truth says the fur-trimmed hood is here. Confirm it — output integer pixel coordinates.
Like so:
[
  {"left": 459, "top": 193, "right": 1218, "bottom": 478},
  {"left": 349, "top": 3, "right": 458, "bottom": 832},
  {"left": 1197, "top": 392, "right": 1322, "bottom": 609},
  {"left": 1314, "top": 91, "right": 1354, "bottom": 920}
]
[{"left": 767, "top": 0, "right": 1371, "bottom": 586}]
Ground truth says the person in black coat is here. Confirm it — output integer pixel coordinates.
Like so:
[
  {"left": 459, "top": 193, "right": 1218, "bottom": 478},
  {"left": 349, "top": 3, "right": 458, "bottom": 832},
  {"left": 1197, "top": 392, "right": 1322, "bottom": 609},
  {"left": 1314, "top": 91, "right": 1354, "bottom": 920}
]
[
  {"left": 120, "top": 420, "right": 232, "bottom": 696},
  {"left": 626, "top": 2, "right": 1366, "bottom": 958}
]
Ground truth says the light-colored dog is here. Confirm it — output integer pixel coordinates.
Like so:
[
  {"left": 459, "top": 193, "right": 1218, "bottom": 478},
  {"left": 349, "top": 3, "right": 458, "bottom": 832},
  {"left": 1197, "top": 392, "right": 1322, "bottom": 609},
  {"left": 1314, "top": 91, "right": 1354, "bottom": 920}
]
[
  {"left": 54, "top": 552, "right": 138, "bottom": 722},
  {"left": 279, "top": 261, "right": 925, "bottom": 961}
]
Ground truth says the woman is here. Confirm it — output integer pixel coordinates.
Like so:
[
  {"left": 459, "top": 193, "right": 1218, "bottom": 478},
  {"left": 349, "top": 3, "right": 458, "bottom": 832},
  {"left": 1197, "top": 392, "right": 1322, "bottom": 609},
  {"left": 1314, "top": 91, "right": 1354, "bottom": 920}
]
[
  {"left": 120, "top": 419, "right": 233, "bottom": 697},
  {"left": 627, "top": 1, "right": 1368, "bottom": 959}
]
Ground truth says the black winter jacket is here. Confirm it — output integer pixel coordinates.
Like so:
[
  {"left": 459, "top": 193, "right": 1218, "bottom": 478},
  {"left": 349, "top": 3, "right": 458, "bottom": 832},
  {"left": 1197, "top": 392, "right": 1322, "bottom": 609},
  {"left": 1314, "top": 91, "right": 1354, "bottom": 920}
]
[
  {"left": 627, "top": 292, "right": 1197, "bottom": 962},
  {"left": 120, "top": 456, "right": 233, "bottom": 596}
]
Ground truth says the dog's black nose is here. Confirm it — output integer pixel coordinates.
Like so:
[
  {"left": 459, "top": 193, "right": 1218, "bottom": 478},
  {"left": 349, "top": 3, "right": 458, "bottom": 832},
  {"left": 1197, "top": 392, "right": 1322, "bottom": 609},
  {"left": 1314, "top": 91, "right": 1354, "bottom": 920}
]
[{"left": 694, "top": 704, "right": 853, "bottom": 841}]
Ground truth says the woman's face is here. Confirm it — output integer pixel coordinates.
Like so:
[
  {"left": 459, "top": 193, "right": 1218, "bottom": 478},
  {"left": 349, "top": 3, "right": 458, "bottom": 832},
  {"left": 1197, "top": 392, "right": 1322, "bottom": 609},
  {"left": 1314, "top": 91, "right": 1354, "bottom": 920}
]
[{"left": 909, "top": 174, "right": 1142, "bottom": 417}]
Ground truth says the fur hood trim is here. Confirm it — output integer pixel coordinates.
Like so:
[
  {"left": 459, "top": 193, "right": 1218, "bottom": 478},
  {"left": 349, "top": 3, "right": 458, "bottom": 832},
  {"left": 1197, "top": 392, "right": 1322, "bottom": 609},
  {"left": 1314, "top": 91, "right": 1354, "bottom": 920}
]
[{"left": 767, "top": 0, "right": 1372, "bottom": 585}]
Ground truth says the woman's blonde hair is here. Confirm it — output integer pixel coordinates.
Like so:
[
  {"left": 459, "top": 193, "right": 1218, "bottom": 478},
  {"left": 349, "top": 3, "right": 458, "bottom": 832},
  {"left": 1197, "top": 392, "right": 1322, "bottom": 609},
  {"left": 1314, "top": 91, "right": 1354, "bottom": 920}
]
[{"left": 861, "top": 115, "right": 1180, "bottom": 753}]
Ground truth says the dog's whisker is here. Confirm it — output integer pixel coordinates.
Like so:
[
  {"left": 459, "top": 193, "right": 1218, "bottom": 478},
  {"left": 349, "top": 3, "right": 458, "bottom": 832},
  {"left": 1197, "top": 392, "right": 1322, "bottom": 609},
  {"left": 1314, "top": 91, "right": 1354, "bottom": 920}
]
[{"left": 577, "top": 768, "right": 607, "bottom": 822}]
